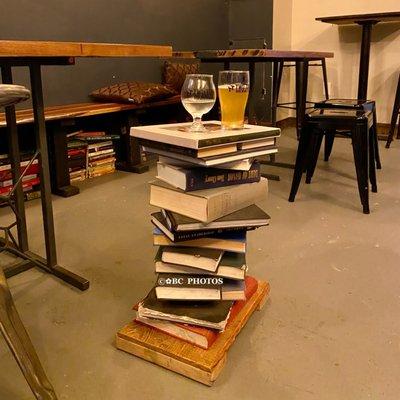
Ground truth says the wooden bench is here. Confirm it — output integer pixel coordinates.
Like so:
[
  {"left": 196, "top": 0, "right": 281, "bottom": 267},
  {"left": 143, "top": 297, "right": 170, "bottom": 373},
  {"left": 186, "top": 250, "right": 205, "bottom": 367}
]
[{"left": 0, "top": 95, "right": 183, "bottom": 197}]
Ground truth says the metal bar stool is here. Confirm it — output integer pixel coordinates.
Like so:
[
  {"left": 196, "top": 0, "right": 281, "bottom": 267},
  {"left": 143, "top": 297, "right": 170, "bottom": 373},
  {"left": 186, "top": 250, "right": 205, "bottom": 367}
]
[
  {"left": 289, "top": 108, "right": 378, "bottom": 214},
  {"left": 314, "top": 98, "right": 381, "bottom": 170},
  {"left": 0, "top": 84, "right": 58, "bottom": 399},
  {"left": 385, "top": 72, "right": 400, "bottom": 148}
]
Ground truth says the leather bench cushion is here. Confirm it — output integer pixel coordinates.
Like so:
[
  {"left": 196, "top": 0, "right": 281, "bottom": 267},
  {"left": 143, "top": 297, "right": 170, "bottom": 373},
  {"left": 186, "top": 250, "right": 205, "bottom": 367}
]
[{"left": 90, "top": 81, "right": 176, "bottom": 104}]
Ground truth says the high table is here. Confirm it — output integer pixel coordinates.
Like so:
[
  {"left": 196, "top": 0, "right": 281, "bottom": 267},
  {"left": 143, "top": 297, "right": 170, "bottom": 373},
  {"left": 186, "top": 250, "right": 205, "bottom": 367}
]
[
  {"left": 316, "top": 11, "right": 400, "bottom": 100},
  {"left": 0, "top": 40, "right": 172, "bottom": 291},
  {"left": 175, "top": 49, "right": 334, "bottom": 176}
]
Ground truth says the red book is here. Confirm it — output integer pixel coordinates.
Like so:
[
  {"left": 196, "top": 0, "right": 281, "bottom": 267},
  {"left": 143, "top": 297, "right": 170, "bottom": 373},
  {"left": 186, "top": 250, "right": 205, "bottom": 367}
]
[
  {"left": 0, "top": 177, "right": 40, "bottom": 195},
  {"left": 135, "top": 276, "right": 259, "bottom": 349},
  {"left": 0, "top": 160, "right": 39, "bottom": 179}
]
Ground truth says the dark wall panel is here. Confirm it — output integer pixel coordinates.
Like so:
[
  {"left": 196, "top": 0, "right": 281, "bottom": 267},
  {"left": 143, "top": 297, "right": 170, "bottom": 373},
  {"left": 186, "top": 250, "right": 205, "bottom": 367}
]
[{"left": 0, "top": 0, "right": 229, "bottom": 105}]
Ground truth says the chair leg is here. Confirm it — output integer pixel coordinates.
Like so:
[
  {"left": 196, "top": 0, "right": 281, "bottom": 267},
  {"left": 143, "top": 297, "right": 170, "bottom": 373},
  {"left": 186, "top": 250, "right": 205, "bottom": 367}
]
[
  {"left": 352, "top": 124, "right": 370, "bottom": 214},
  {"left": 289, "top": 126, "right": 311, "bottom": 202},
  {"left": 372, "top": 108, "right": 381, "bottom": 169},
  {"left": 385, "top": 74, "right": 400, "bottom": 148},
  {"left": 306, "top": 131, "right": 323, "bottom": 184},
  {"left": 0, "top": 269, "right": 58, "bottom": 400},
  {"left": 368, "top": 127, "right": 378, "bottom": 193},
  {"left": 321, "top": 58, "right": 329, "bottom": 100},
  {"left": 324, "top": 131, "right": 335, "bottom": 161}
]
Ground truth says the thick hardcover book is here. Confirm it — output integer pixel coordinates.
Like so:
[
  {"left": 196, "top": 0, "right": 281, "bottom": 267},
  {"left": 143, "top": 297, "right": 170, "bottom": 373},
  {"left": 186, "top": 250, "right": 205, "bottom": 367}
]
[
  {"left": 161, "top": 247, "right": 224, "bottom": 272},
  {"left": 0, "top": 159, "right": 39, "bottom": 173},
  {"left": 150, "top": 178, "right": 268, "bottom": 223},
  {"left": 155, "top": 248, "right": 247, "bottom": 280},
  {"left": 153, "top": 227, "right": 247, "bottom": 253},
  {"left": 155, "top": 273, "right": 245, "bottom": 301},
  {"left": 138, "top": 287, "right": 234, "bottom": 330},
  {"left": 163, "top": 204, "right": 270, "bottom": 232},
  {"left": 159, "top": 156, "right": 254, "bottom": 171},
  {"left": 156, "top": 161, "right": 260, "bottom": 191},
  {"left": 131, "top": 120, "right": 280, "bottom": 149},
  {"left": 151, "top": 212, "right": 254, "bottom": 243},
  {"left": 0, "top": 177, "right": 40, "bottom": 195},
  {"left": 135, "top": 276, "right": 258, "bottom": 346}
]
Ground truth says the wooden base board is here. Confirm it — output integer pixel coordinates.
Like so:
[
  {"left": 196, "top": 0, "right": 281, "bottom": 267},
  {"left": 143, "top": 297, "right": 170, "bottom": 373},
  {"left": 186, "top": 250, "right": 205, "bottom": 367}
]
[{"left": 116, "top": 280, "right": 270, "bottom": 386}]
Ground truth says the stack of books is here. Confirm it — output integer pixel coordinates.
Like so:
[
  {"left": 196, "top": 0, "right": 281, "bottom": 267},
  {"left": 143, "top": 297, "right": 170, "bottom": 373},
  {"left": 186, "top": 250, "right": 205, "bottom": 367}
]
[
  {"left": 67, "top": 140, "right": 87, "bottom": 182},
  {"left": 66, "top": 131, "right": 119, "bottom": 180},
  {"left": 130, "top": 121, "right": 279, "bottom": 350},
  {"left": 87, "top": 140, "right": 116, "bottom": 178},
  {"left": 0, "top": 153, "right": 41, "bottom": 200}
]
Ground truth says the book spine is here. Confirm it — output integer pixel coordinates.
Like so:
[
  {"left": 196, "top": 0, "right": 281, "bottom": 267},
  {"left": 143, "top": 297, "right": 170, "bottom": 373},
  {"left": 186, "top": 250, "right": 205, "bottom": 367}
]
[
  {"left": 173, "top": 226, "right": 253, "bottom": 242},
  {"left": 185, "top": 162, "right": 260, "bottom": 191}
]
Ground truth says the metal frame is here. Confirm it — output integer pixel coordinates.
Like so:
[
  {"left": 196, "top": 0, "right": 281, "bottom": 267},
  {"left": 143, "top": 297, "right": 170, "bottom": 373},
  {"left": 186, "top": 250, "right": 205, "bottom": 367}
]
[{"left": 0, "top": 59, "right": 89, "bottom": 291}]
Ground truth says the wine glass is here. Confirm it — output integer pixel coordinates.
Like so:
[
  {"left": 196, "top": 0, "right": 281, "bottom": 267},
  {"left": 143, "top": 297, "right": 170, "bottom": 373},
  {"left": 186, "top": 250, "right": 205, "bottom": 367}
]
[{"left": 181, "top": 74, "right": 216, "bottom": 132}]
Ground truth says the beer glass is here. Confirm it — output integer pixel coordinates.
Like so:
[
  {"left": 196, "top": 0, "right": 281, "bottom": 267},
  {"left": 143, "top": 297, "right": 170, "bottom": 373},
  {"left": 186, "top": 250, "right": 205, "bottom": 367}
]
[
  {"left": 181, "top": 74, "right": 216, "bottom": 132},
  {"left": 218, "top": 71, "right": 250, "bottom": 129}
]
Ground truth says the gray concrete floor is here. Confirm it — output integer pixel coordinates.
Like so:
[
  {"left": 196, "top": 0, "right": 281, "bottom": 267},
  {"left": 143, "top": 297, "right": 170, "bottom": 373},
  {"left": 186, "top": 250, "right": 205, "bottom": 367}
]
[{"left": 1, "top": 127, "right": 400, "bottom": 400}]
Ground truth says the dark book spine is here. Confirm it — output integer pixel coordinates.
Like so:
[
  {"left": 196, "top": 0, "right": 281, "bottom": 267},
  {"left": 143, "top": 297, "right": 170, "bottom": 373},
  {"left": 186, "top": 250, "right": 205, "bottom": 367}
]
[
  {"left": 185, "top": 162, "right": 260, "bottom": 191},
  {"left": 138, "top": 138, "right": 198, "bottom": 157},
  {"left": 173, "top": 226, "right": 253, "bottom": 242}
]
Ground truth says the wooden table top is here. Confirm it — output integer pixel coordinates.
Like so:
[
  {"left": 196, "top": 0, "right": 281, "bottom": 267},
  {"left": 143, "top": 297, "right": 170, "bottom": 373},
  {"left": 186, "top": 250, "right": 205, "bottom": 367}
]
[
  {"left": 174, "top": 49, "right": 334, "bottom": 60},
  {"left": 316, "top": 11, "right": 400, "bottom": 25},
  {"left": 0, "top": 40, "right": 172, "bottom": 58}
]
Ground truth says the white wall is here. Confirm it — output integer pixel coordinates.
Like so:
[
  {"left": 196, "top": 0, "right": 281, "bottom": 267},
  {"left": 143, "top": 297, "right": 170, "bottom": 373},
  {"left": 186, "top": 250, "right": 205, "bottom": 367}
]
[{"left": 274, "top": 0, "right": 400, "bottom": 123}]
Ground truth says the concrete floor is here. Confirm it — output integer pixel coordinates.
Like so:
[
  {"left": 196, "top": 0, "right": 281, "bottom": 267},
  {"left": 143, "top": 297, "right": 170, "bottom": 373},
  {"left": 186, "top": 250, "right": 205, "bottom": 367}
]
[{"left": 1, "top": 127, "right": 400, "bottom": 399}]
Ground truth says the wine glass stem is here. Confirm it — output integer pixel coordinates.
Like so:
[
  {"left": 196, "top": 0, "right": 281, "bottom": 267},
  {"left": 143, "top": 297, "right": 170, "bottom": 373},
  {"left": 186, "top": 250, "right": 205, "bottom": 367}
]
[{"left": 193, "top": 116, "right": 202, "bottom": 126}]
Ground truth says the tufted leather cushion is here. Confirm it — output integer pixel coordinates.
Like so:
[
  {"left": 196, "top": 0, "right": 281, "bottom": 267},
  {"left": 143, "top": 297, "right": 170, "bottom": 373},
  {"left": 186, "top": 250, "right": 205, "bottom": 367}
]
[
  {"left": 163, "top": 61, "right": 200, "bottom": 93},
  {"left": 90, "top": 81, "right": 176, "bottom": 104}
]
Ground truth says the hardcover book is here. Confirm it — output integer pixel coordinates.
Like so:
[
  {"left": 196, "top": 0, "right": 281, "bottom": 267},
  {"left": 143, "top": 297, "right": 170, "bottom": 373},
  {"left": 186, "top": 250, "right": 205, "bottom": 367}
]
[
  {"left": 158, "top": 156, "right": 254, "bottom": 171},
  {"left": 150, "top": 178, "right": 268, "bottom": 223},
  {"left": 156, "top": 161, "right": 261, "bottom": 191},
  {"left": 151, "top": 211, "right": 255, "bottom": 243},
  {"left": 153, "top": 228, "right": 247, "bottom": 253},
  {"left": 163, "top": 204, "right": 270, "bottom": 232},
  {"left": 131, "top": 120, "right": 280, "bottom": 149},
  {"left": 137, "top": 287, "right": 233, "bottom": 330},
  {"left": 160, "top": 247, "right": 224, "bottom": 272},
  {"left": 154, "top": 249, "right": 247, "bottom": 280}
]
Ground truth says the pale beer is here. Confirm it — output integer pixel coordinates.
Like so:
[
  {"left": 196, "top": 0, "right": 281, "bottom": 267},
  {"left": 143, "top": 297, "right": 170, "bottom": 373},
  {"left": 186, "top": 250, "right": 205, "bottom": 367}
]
[
  {"left": 218, "top": 71, "right": 250, "bottom": 130},
  {"left": 218, "top": 85, "right": 249, "bottom": 129}
]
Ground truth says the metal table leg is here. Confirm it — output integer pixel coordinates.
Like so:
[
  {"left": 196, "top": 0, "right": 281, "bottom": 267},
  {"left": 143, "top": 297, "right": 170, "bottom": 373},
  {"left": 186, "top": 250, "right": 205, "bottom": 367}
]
[{"left": 27, "top": 63, "right": 89, "bottom": 291}]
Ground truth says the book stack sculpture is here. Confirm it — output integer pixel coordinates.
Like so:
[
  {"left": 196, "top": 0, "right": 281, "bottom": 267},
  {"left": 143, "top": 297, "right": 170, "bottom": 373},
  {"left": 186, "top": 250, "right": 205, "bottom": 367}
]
[{"left": 116, "top": 120, "right": 280, "bottom": 384}]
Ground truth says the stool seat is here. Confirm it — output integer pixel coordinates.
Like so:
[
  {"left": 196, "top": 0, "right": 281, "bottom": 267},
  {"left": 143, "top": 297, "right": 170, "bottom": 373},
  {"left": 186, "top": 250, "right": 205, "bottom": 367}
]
[
  {"left": 0, "top": 84, "right": 30, "bottom": 108},
  {"left": 307, "top": 108, "right": 373, "bottom": 123},
  {"left": 315, "top": 98, "right": 374, "bottom": 109}
]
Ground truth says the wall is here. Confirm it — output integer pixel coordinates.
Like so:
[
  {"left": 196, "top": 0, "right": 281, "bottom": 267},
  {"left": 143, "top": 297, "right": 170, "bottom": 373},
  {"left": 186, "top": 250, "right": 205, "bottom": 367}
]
[
  {"left": 272, "top": 0, "right": 293, "bottom": 121},
  {"left": 229, "top": 0, "right": 274, "bottom": 122},
  {"left": 274, "top": 0, "right": 400, "bottom": 123},
  {"left": 0, "top": 0, "right": 229, "bottom": 106}
]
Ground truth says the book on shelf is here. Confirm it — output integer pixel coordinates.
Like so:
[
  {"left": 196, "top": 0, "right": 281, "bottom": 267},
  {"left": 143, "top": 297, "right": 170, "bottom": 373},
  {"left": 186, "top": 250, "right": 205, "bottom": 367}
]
[
  {"left": 151, "top": 211, "right": 258, "bottom": 243},
  {"left": 142, "top": 144, "right": 277, "bottom": 167},
  {"left": 156, "top": 161, "right": 261, "bottom": 191},
  {"left": 135, "top": 276, "right": 258, "bottom": 349},
  {"left": 155, "top": 248, "right": 247, "bottom": 280},
  {"left": 153, "top": 228, "right": 247, "bottom": 253},
  {"left": 159, "top": 156, "right": 254, "bottom": 171},
  {"left": 0, "top": 158, "right": 39, "bottom": 173},
  {"left": 0, "top": 174, "right": 37, "bottom": 188},
  {"left": 137, "top": 287, "right": 233, "bottom": 331},
  {"left": 150, "top": 178, "right": 268, "bottom": 223},
  {"left": 160, "top": 246, "right": 224, "bottom": 272},
  {"left": 131, "top": 120, "right": 280, "bottom": 149},
  {"left": 0, "top": 177, "right": 40, "bottom": 195}
]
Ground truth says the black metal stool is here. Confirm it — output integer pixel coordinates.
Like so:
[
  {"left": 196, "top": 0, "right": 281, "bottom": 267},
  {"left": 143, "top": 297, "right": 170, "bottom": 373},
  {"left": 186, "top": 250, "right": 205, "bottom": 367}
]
[
  {"left": 0, "top": 84, "right": 58, "bottom": 399},
  {"left": 314, "top": 98, "right": 381, "bottom": 170},
  {"left": 385, "top": 72, "right": 400, "bottom": 148},
  {"left": 289, "top": 108, "right": 378, "bottom": 214}
]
